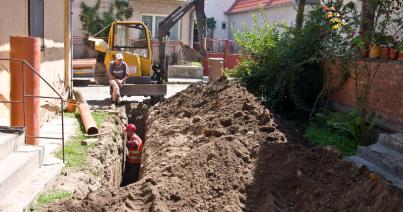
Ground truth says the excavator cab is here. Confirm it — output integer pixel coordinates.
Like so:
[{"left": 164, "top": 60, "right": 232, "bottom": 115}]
[
  {"left": 90, "top": 0, "right": 206, "bottom": 102},
  {"left": 92, "top": 20, "right": 166, "bottom": 101}
]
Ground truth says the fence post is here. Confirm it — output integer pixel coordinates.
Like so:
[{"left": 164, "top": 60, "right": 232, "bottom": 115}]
[{"left": 224, "top": 40, "right": 231, "bottom": 69}]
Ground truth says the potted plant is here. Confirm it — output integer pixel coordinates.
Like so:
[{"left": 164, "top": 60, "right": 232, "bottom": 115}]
[
  {"left": 352, "top": 36, "right": 368, "bottom": 58},
  {"left": 369, "top": 33, "right": 383, "bottom": 58}
]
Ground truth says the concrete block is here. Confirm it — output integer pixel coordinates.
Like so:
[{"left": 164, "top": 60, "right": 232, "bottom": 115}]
[
  {"left": 168, "top": 65, "right": 203, "bottom": 79},
  {"left": 0, "top": 148, "right": 42, "bottom": 199},
  {"left": 358, "top": 144, "right": 403, "bottom": 179},
  {"left": 347, "top": 156, "right": 403, "bottom": 188},
  {"left": 379, "top": 133, "right": 403, "bottom": 154},
  {"left": 0, "top": 156, "right": 64, "bottom": 212},
  {"left": 0, "top": 133, "right": 18, "bottom": 160}
]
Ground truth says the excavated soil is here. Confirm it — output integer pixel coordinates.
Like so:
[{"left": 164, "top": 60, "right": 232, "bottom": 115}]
[{"left": 48, "top": 77, "right": 403, "bottom": 211}]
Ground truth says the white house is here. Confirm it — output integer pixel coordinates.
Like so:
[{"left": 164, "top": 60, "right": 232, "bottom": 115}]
[
  {"left": 226, "top": 0, "right": 298, "bottom": 39},
  {"left": 204, "top": 0, "right": 236, "bottom": 40}
]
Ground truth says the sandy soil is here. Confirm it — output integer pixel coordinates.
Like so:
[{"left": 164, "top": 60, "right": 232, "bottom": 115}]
[
  {"left": 47, "top": 77, "right": 403, "bottom": 212},
  {"left": 42, "top": 110, "right": 127, "bottom": 211}
]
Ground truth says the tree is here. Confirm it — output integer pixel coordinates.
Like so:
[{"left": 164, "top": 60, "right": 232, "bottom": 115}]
[
  {"left": 295, "top": 0, "right": 306, "bottom": 29},
  {"left": 80, "top": 0, "right": 134, "bottom": 37},
  {"left": 359, "top": 0, "right": 377, "bottom": 42}
]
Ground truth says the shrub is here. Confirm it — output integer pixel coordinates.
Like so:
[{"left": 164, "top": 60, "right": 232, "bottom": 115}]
[{"left": 232, "top": 10, "right": 324, "bottom": 119}]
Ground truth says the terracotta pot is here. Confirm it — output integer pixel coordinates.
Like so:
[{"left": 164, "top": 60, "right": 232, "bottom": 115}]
[
  {"left": 389, "top": 49, "right": 399, "bottom": 60},
  {"left": 66, "top": 99, "right": 78, "bottom": 113},
  {"left": 369, "top": 45, "right": 382, "bottom": 58},
  {"left": 399, "top": 52, "right": 403, "bottom": 61},
  {"left": 380, "top": 47, "right": 390, "bottom": 59}
]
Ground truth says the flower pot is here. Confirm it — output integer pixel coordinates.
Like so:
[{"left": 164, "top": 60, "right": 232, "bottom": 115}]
[
  {"left": 380, "top": 47, "right": 390, "bottom": 59},
  {"left": 399, "top": 52, "right": 403, "bottom": 61},
  {"left": 389, "top": 49, "right": 399, "bottom": 60},
  {"left": 66, "top": 99, "right": 78, "bottom": 113},
  {"left": 369, "top": 45, "right": 382, "bottom": 58}
]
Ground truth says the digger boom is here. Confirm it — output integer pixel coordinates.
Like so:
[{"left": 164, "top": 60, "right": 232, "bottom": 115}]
[{"left": 157, "top": 0, "right": 207, "bottom": 82}]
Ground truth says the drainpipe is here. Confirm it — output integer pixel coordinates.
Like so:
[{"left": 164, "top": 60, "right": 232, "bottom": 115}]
[{"left": 69, "top": 0, "right": 74, "bottom": 98}]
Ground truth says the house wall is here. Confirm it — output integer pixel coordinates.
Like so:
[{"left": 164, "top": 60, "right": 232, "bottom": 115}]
[
  {"left": 129, "top": 0, "right": 190, "bottom": 43},
  {"left": 72, "top": 0, "right": 191, "bottom": 59},
  {"left": 228, "top": 5, "right": 297, "bottom": 39},
  {"left": 129, "top": 0, "right": 191, "bottom": 62},
  {"left": 205, "top": 0, "right": 236, "bottom": 39},
  {"left": 0, "top": 0, "right": 66, "bottom": 126},
  {"left": 327, "top": 60, "right": 403, "bottom": 130},
  {"left": 72, "top": 0, "right": 113, "bottom": 58}
]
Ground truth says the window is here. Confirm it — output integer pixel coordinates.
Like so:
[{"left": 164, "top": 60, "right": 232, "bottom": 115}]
[
  {"left": 112, "top": 23, "right": 149, "bottom": 58},
  {"left": 141, "top": 14, "right": 180, "bottom": 40},
  {"left": 141, "top": 16, "right": 153, "bottom": 39},
  {"left": 29, "top": 0, "right": 44, "bottom": 49},
  {"left": 222, "top": 22, "right": 226, "bottom": 30}
]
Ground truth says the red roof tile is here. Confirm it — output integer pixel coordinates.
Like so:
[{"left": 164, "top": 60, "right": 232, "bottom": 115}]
[{"left": 226, "top": 0, "right": 293, "bottom": 14}]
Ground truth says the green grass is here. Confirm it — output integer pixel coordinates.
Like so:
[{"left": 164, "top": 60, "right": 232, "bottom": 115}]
[
  {"left": 37, "top": 190, "right": 72, "bottom": 205},
  {"left": 57, "top": 111, "right": 109, "bottom": 170},
  {"left": 305, "top": 124, "right": 359, "bottom": 157},
  {"left": 192, "top": 62, "right": 202, "bottom": 67}
]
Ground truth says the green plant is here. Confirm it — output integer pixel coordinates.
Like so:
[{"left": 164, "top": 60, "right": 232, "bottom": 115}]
[
  {"left": 206, "top": 17, "right": 216, "bottom": 30},
  {"left": 80, "top": 0, "right": 134, "bottom": 37},
  {"left": 305, "top": 123, "right": 358, "bottom": 156},
  {"left": 37, "top": 190, "right": 72, "bottom": 205},
  {"left": 314, "top": 109, "right": 377, "bottom": 144},
  {"left": 232, "top": 8, "right": 324, "bottom": 119},
  {"left": 306, "top": 109, "right": 377, "bottom": 156},
  {"left": 57, "top": 112, "right": 109, "bottom": 170}
]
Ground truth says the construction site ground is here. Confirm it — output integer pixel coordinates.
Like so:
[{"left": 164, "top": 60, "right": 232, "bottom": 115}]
[{"left": 44, "top": 77, "right": 402, "bottom": 211}]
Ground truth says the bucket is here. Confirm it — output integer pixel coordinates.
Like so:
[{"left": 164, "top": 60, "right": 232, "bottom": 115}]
[{"left": 66, "top": 99, "right": 78, "bottom": 113}]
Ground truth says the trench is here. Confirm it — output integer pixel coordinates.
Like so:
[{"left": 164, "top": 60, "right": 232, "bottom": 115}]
[{"left": 120, "top": 102, "right": 150, "bottom": 187}]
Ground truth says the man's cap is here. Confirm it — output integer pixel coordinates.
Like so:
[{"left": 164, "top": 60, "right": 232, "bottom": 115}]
[
  {"left": 115, "top": 53, "right": 124, "bottom": 60},
  {"left": 126, "top": 123, "right": 137, "bottom": 132}
]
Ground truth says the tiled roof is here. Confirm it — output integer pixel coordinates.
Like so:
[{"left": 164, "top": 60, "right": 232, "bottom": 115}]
[{"left": 226, "top": 0, "right": 293, "bottom": 14}]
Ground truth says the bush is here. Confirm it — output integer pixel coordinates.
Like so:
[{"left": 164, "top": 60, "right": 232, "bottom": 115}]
[
  {"left": 232, "top": 10, "right": 324, "bottom": 119},
  {"left": 232, "top": 1, "right": 364, "bottom": 120}
]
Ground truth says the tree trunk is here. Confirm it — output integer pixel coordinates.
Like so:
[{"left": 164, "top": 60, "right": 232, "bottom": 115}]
[
  {"left": 359, "top": 0, "right": 377, "bottom": 44},
  {"left": 295, "top": 0, "right": 306, "bottom": 29}
]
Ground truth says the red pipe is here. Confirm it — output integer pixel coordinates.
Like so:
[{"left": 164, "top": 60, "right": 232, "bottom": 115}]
[
  {"left": 10, "top": 36, "right": 41, "bottom": 145},
  {"left": 78, "top": 103, "right": 99, "bottom": 135},
  {"left": 73, "top": 89, "right": 99, "bottom": 135}
]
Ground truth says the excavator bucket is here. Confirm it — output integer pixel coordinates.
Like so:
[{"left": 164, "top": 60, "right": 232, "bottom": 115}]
[
  {"left": 88, "top": 37, "right": 108, "bottom": 53},
  {"left": 180, "top": 42, "right": 202, "bottom": 62}
]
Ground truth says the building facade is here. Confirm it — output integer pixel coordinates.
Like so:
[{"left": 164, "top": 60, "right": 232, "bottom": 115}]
[
  {"left": 0, "top": 0, "right": 71, "bottom": 126},
  {"left": 72, "top": 0, "right": 194, "bottom": 60},
  {"left": 204, "top": 0, "right": 236, "bottom": 40},
  {"left": 226, "top": 0, "right": 298, "bottom": 39}
]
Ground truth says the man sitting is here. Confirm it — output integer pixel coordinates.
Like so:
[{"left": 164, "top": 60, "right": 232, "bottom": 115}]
[{"left": 109, "top": 53, "right": 129, "bottom": 104}]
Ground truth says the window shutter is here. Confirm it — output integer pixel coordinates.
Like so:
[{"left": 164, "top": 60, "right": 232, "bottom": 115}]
[{"left": 29, "top": 0, "right": 44, "bottom": 38}]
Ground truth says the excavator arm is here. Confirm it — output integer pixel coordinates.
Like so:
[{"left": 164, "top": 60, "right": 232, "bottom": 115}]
[{"left": 156, "top": 0, "right": 206, "bottom": 83}]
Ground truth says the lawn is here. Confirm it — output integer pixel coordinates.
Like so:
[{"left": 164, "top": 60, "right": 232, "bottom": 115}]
[{"left": 57, "top": 111, "right": 109, "bottom": 170}]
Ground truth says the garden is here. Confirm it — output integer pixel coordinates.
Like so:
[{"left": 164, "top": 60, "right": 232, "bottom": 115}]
[{"left": 229, "top": 0, "right": 403, "bottom": 156}]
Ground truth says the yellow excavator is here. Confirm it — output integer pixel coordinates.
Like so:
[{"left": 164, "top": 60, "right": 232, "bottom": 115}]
[{"left": 89, "top": 0, "right": 206, "bottom": 102}]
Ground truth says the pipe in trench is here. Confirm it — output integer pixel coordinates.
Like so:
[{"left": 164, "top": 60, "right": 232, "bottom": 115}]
[{"left": 73, "top": 89, "right": 99, "bottom": 135}]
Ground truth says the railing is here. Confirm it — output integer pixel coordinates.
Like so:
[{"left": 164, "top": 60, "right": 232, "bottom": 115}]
[{"left": 0, "top": 58, "right": 65, "bottom": 163}]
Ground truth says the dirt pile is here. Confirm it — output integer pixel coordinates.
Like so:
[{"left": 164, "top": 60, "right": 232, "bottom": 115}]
[{"left": 48, "top": 77, "right": 403, "bottom": 211}]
